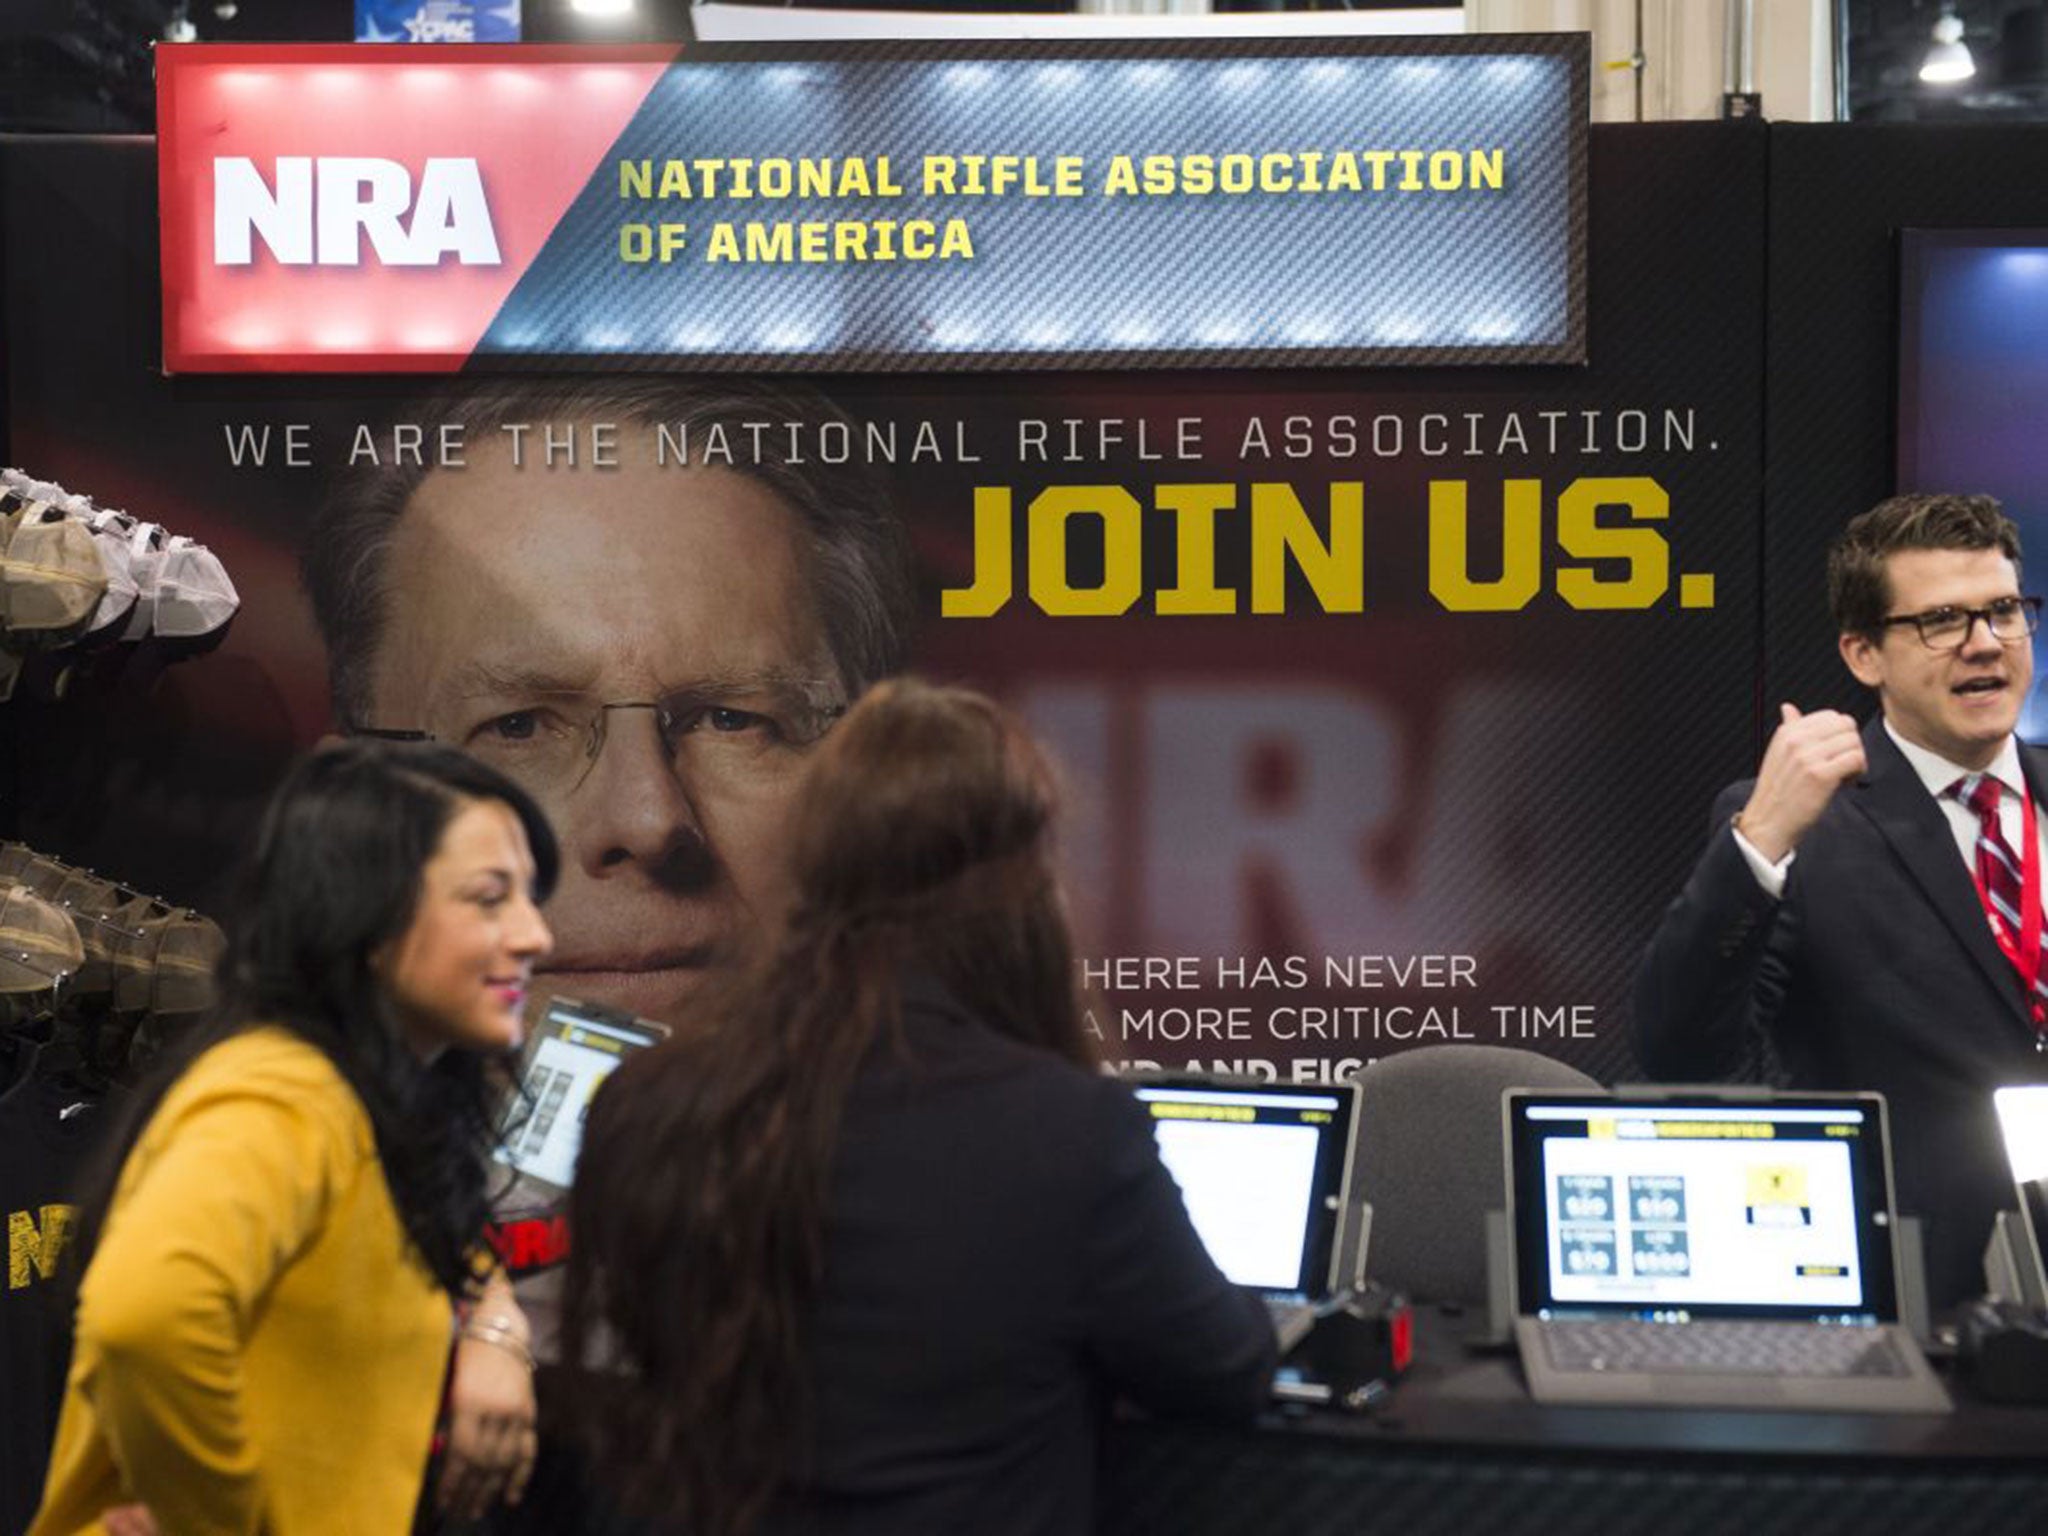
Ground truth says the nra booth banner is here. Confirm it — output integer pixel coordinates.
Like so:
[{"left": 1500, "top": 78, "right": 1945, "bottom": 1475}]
[
  {"left": 7, "top": 50, "right": 1760, "bottom": 1108},
  {"left": 155, "top": 39, "right": 1587, "bottom": 373}
]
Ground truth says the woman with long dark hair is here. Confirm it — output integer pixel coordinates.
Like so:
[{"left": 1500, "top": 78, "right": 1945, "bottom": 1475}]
[
  {"left": 562, "top": 679, "right": 1275, "bottom": 1536},
  {"left": 33, "top": 740, "right": 558, "bottom": 1535}
]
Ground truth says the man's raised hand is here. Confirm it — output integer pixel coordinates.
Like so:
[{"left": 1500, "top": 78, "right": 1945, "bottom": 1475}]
[{"left": 1736, "top": 704, "right": 1867, "bottom": 863}]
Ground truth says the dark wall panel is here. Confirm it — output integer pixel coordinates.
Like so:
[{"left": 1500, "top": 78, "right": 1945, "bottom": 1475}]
[{"left": 1764, "top": 123, "right": 2048, "bottom": 723}]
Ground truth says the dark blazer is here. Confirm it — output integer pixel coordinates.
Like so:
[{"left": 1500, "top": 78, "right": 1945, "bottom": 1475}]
[
  {"left": 764, "top": 986, "right": 1276, "bottom": 1536},
  {"left": 1636, "top": 717, "right": 2048, "bottom": 1311}
]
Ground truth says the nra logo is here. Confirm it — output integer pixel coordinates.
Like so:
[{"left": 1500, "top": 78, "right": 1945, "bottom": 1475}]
[
  {"left": 212, "top": 156, "right": 502, "bottom": 268},
  {"left": 485, "top": 1214, "right": 570, "bottom": 1275}
]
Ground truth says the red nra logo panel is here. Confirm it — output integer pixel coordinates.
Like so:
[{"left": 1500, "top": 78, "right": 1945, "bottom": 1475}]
[
  {"left": 485, "top": 1214, "right": 571, "bottom": 1276},
  {"left": 156, "top": 45, "right": 677, "bottom": 373}
]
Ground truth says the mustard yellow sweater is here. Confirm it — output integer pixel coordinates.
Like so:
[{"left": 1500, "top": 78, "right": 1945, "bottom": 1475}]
[{"left": 32, "top": 1028, "right": 452, "bottom": 1535}]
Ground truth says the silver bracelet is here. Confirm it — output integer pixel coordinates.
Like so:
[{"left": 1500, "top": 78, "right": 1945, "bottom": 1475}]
[{"left": 459, "top": 1319, "right": 535, "bottom": 1371}]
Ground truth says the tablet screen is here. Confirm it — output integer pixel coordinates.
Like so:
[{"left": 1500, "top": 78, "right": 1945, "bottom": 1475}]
[{"left": 493, "top": 995, "right": 668, "bottom": 1192}]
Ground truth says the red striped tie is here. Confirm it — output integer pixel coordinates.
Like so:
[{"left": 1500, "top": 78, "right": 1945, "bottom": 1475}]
[{"left": 1955, "top": 774, "right": 2048, "bottom": 1016}]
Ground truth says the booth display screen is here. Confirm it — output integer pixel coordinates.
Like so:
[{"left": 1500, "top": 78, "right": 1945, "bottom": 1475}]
[{"left": 1897, "top": 228, "right": 2048, "bottom": 740}]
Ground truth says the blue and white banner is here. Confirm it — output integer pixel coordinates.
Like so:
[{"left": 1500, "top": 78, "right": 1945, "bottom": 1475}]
[
  {"left": 355, "top": 1, "right": 520, "bottom": 45},
  {"left": 500, "top": 37, "right": 1587, "bottom": 371}
]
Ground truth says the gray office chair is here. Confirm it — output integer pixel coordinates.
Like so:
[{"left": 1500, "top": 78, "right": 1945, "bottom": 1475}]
[{"left": 1352, "top": 1044, "right": 1596, "bottom": 1306}]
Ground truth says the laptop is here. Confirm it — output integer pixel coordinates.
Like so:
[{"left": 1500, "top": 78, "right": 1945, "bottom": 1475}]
[
  {"left": 1503, "top": 1088, "right": 1949, "bottom": 1413},
  {"left": 1129, "top": 1073, "right": 1360, "bottom": 1352}
]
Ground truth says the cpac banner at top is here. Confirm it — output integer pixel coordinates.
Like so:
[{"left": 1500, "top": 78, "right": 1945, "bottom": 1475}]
[{"left": 155, "top": 38, "right": 1587, "bottom": 375}]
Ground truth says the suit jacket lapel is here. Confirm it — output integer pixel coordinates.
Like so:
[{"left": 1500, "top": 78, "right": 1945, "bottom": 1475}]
[
  {"left": 2019, "top": 741, "right": 2048, "bottom": 821},
  {"left": 1845, "top": 717, "right": 2028, "bottom": 1022}
]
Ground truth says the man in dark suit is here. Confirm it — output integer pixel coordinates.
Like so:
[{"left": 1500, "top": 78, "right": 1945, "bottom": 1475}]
[{"left": 1637, "top": 493, "right": 2048, "bottom": 1312}]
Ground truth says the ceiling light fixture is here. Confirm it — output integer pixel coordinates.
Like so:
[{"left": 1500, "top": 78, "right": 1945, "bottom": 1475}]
[{"left": 1920, "top": 7, "right": 1976, "bottom": 85}]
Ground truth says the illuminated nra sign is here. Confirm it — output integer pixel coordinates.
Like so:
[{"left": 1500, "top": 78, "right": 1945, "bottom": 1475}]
[
  {"left": 155, "top": 40, "right": 1587, "bottom": 374},
  {"left": 213, "top": 157, "right": 500, "bottom": 266}
]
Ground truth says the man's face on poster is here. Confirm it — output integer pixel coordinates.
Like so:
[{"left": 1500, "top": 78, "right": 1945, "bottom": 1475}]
[{"left": 363, "top": 431, "right": 844, "bottom": 1025}]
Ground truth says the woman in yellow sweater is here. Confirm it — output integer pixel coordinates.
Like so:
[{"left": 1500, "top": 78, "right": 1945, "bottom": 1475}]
[{"left": 33, "top": 739, "right": 557, "bottom": 1535}]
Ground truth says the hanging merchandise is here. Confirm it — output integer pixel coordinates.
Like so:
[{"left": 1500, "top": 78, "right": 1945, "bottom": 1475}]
[
  {"left": 149, "top": 533, "right": 240, "bottom": 642},
  {"left": 0, "top": 498, "right": 108, "bottom": 652},
  {"left": 75, "top": 509, "right": 143, "bottom": 641},
  {"left": 0, "top": 880, "right": 129, "bottom": 1536},
  {"left": 0, "top": 469, "right": 242, "bottom": 703},
  {"left": 0, "top": 862, "right": 223, "bottom": 1536},
  {"left": 114, "top": 519, "right": 168, "bottom": 644},
  {"left": 0, "top": 479, "right": 142, "bottom": 642},
  {"left": 0, "top": 843, "right": 226, "bottom": 1079},
  {"left": 0, "top": 1065, "right": 109, "bottom": 1536},
  {"left": 110, "top": 905, "right": 227, "bottom": 1074},
  {"left": 0, "top": 883, "right": 85, "bottom": 1044},
  {"left": 0, "top": 460, "right": 240, "bottom": 1528}
]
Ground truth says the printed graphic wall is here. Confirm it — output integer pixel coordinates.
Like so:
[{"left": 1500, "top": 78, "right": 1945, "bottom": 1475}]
[{"left": 3, "top": 66, "right": 1767, "bottom": 1090}]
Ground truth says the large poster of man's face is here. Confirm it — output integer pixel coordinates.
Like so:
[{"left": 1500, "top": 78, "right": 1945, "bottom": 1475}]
[{"left": 302, "top": 378, "right": 911, "bottom": 1023}]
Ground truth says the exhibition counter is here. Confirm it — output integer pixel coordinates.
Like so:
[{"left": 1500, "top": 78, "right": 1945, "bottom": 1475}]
[{"left": 1105, "top": 1307, "right": 2048, "bottom": 1536}]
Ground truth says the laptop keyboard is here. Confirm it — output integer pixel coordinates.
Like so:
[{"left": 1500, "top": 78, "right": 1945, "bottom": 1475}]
[{"left": 1541, "top": 1320, "right": 1911, "bottom": 1378}]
